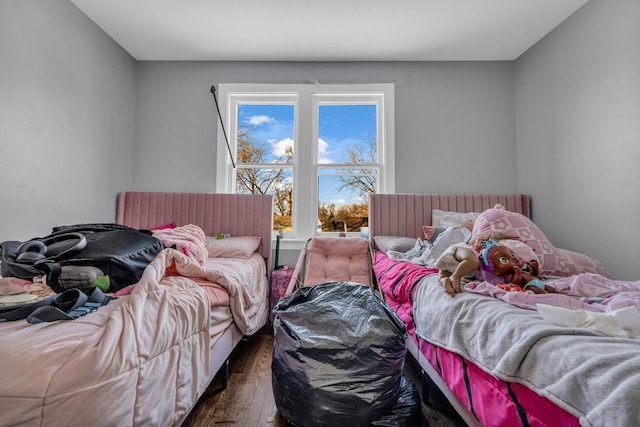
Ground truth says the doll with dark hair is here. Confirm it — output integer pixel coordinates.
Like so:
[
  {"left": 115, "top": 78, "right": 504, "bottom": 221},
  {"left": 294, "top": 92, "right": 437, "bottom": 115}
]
[{"left": 437, "top": 237, "right": 556, "bottom": 296}]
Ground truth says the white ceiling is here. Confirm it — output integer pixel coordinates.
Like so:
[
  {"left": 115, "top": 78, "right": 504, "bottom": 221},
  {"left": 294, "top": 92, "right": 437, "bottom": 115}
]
[{"left": 70, "top": 0, "right": 589, "bottom": 62}]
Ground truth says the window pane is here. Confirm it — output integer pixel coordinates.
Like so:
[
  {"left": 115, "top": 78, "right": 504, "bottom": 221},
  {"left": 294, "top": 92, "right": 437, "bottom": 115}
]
[
  {"left": 318, "top": 104, "right": 377, "bottom": 164},
  {"left": 238, "top": 104, "right": 294, "bottom": 164},
  {"left": 236, "top": 168, "right": 293, "bottom": 232},
  {"left": 317, "top": 168, "right": 376, "bottom": 232}
]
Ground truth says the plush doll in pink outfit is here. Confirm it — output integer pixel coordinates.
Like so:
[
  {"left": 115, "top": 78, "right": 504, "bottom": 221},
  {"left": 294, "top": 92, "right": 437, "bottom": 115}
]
[
  {"left": 437, "top": 233, "right": 555, "bottom": 296},
  {"left": 475, "top": 239, "right": 556, "bottom": 294}
]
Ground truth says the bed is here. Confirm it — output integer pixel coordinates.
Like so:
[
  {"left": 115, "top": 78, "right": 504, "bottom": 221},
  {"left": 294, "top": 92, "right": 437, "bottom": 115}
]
[
  {"left": 368, "top": 193, "right": 640, "bottom": 427},
  {"left": 0, "top": 191, "right": 273, "bottom": 427}
]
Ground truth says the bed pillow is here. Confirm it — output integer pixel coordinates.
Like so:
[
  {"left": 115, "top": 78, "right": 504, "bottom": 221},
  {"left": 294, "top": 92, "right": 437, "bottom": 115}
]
[
  {"left": 473, "top": 206, "right": 607, "bottom": 277},
  {"left": 373, "top": 235, "right": 416, "bottom": 253},
  {"left": 432, "top": 209, "right": 480, "bottom": 228},
  {"left": 205, "top": 236, "right": 261, "bottom": 259}
]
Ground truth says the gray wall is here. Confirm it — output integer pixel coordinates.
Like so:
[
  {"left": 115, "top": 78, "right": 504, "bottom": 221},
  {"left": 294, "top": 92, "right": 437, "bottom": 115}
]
[
  {"left": 0, "top": 0, "right": 136, "bottom": 240},
  {"left": 1, "top": 0, "right": 637, "bottom": 280},
  {"left": 515, "top": 0, "right": 639, "bottom": 280},
  {"left": 132, "top": 61, "right": 517, "bottom": 195},
  {"left": 131, "top": 61, "right": 516, "bottom": 269}
]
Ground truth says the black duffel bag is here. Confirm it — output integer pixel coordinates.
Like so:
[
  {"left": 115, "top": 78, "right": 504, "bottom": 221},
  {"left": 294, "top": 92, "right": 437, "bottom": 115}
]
[{"left": 0, "top": 223, "right": 164, "bottom": 293}]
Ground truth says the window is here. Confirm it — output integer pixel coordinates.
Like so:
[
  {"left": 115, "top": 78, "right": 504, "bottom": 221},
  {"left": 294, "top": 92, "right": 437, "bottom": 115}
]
[{"left": 216, "top": 83, "right": 394, "bottom": 240}]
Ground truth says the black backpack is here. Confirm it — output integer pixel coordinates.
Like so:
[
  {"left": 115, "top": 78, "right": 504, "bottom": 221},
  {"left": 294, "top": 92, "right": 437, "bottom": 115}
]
[{"left": 0, "top": 224, "right": 164, "bottom": 293}]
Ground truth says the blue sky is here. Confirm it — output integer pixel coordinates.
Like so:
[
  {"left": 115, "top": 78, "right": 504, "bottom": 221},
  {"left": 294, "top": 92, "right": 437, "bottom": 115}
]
[{"left": 238, "top": 104, "right": 376, "bottom": 205}]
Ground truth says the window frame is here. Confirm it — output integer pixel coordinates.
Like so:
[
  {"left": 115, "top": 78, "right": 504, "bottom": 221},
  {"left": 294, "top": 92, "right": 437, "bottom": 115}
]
[{"left": 216, "top": 83, "right": 395, "bottom": 241}]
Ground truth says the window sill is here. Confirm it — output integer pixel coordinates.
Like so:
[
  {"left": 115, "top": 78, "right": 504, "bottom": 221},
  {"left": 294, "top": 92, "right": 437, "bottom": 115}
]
[
  {"left": 273, "top": 233, "right": 368, "bottom": 251},
  {"left": 273, "top": 238, "right": 306, "bottom": 251}
]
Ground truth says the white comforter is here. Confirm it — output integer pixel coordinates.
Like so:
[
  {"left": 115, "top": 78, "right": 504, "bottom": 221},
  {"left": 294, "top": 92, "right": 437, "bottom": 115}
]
[
  {"left": 0, "top": 246, "right": 253, "bottom": 427},
  {"left": 414, "top": 273, "right": 640, "bottom": 427}
]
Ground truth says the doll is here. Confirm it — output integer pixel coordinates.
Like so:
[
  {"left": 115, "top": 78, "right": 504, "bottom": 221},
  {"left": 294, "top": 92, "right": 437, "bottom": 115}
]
[
  {"left": 475, "top": 239, "right": 556, "bottom": 294},
  {"left": 436, "top": 236, "right": 555, "bottom": 296},
  {"left": 436, "top": 242, "right": 480, "bottom": 296},
  {"left": 435, "top": 232, "right": 518, "bottom": 296}
]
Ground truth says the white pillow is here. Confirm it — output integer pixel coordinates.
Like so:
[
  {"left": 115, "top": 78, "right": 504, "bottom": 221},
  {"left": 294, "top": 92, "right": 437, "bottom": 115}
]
[
  {"left": 204, "top": 236, "right": 261, "bottom": 258},
  {"left": 432, "top": 209, "right": 480, "bottom": 228},
  {"left": 374, "top": 235, "right": 417, "bottom": 253}
]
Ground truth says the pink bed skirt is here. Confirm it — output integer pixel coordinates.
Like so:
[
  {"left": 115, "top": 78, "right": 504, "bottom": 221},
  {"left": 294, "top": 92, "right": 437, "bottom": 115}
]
[{"left": 416, "top": 336, "right": 580, "bottom": 427}]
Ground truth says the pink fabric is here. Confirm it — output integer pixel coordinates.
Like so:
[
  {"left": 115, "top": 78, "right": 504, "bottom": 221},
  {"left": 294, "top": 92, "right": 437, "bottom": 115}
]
[
  {"left": 374, "top": 248, "right": 580, "bottom": 427},
  {"left": 418, "top": 338, "right": 580, "bottom": 427},
  {"left": 190, "top": 278, "right": 230, "bottom": 307},
  {"left": 369, "top": 193, "right": 530, "bottom": 240},
  {"left": 0, "top": 260, "right": 212, "bottom": 427},
  {"left": 115, "top": 276, "right": 232, "bottom": 307},
  {"left": 151, "top": 248, "right": 267, "bottom": 335},
  {"left": 0, "top": 277, "right": 49, "bottom": 295},
  {"left": 152, "top": 224, "right": 209, "bottom": 266},
  {"left": 473, "top": 206, "right": 608, "bottom": 277},
  {"left": 150, "top": 222, "right": 176, "bottom": 230},
  {"left": 373, "top": 251, "right": 438, "bottom": 337},
  {"left": 118, "top": 206, "right": 266, "bottom": 311},
  {"left": 0, "top": 191, "right": 273, "bottom": 427},
  {"left": 304, "top": 237, "right": 372, "bottom": 287},
  {"left": 117, "top": 191, "right": 273, "bottom": 274},
  {"left": 466, "top": 273, "right": 640, "bottom": 312}
]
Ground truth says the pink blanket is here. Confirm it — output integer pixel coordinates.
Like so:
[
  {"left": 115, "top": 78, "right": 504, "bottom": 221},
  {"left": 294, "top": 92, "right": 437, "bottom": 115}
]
[
  {"left": 152, "top": 224, "right": 209, "bottom": 266},
  {"left": 373, "top": 251, "right": 438, "bottom": 337},
  {"left": 146, "top": 246, "right": 267, "bottom": 335},
  {"left": 121, "top": 225, "right": 267, "bottom": 330},
  {"left": 0, "top": 258, "right": 211, "bottom": 427},
  {"left": 0, "top": 225, "right": 268, "bottom": 427},
  {"left": 465, "top": 273, "right": 640, "bottom": 312}
]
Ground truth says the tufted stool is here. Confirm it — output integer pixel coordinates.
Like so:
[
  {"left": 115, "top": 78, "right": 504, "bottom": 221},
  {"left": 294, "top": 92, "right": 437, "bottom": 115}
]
[{"left": 284, "top": 236, "right": 375, "bottom": 295}]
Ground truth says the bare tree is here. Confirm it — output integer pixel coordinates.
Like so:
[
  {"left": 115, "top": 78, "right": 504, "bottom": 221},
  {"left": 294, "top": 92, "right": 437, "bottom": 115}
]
[
  {"left": 336, "top": 137, "right": 377, "bottom": 197},
  {"left": 236, "top": 128, "right": 293, "bottom": 217}
]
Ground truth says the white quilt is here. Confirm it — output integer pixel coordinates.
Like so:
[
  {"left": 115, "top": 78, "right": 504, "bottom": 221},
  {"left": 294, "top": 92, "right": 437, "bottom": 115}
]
[{"left": 0, "top": 250, "right": 212, "bottom": 427}]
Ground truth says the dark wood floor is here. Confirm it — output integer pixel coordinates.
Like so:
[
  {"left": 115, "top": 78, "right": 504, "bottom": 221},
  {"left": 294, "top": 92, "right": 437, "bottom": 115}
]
[{"left": 182, "top": 329, "right": 467, "bottom": 427}]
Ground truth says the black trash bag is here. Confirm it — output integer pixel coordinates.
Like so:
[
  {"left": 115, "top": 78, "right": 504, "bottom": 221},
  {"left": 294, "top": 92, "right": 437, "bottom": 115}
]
[
  {"left": 370, "top": 376, "right": 422, "bottom": 427},
  {"left": 272, "top": 281, "right": 408, "bottom": 427}
]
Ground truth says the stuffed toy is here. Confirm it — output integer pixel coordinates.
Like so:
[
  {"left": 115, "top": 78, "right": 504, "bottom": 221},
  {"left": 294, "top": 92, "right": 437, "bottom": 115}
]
[
  {"left": 436, "top": 235, "right": 556, "bottom": 296},
  {"left": 475, "top": 239, "right": 556, "bottom": 294}
]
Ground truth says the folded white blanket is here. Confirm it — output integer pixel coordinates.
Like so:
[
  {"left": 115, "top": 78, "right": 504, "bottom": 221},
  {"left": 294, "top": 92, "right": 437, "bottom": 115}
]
[{"left": 537, "top": 303, "right": 640, "bottom": 338}]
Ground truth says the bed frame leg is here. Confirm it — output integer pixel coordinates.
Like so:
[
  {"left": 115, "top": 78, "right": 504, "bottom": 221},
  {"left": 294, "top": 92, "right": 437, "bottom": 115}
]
[
  {"left": 420, "top": 369, "right": 432, "bottom": 405},
  {"left": 420, "top": 369, "right": 461, "bottom": 420},
  {"left": 219, "top": 359, "right": 230, "bottom": 389},
  {"left": 203, "top": 359, "right": 230, "bottom": 397}
]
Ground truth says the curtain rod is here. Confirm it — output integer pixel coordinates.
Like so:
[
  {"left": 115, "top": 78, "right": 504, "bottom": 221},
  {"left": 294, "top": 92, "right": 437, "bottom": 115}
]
[{"left": 210, "top": 85, "right": 236, "bottom": 169}]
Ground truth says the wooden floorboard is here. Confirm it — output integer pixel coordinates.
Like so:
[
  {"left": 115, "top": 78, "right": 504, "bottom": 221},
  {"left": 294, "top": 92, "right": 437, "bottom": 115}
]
[{"left": 182, "top": 329, "right": 467, "bottom": 427}]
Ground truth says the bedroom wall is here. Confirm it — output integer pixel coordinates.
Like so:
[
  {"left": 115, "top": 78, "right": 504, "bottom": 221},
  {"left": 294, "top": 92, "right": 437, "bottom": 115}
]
[
  {"left": 7, "top": 1, "right": 634, "bottom": 281},
  {"left": 514, "top": 0, "right": 639, "bottom": 280},
  {"left": 0, "top": 0, "right": 136, "bottom": 241},
  {"left": 132, "top": 61, "right": 517, "bottom": 195},
  {"left": 133, "top": 62, "right": 516, "bottom": 268}
]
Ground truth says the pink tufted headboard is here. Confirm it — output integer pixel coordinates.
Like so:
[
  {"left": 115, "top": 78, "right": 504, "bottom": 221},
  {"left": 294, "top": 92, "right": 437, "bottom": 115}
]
[
  {"left": 368, "top": 193, "right": 530, "bottom": 241},
  {"left": 117, "top": 192, "right": 274, "bottom": 273}
]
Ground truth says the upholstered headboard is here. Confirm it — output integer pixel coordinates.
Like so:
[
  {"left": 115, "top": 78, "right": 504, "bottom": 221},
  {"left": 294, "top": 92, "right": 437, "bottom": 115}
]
[
  {"left": 368, "top": 193, "right": 530, "bottom": 241},
  {"left": 117, "top": 192, "right": 274, "bottom": 273}
]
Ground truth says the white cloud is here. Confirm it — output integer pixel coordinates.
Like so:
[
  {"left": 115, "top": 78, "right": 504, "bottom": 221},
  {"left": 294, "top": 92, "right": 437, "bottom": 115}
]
[
  {"left": 318, "top": 137, "right": 334, "bottom": 164},
  {"left": 272, "top": 137, "right": 294, "bottom": 157},
  {"left": 330, "top": 198, "right": 347, "bottom": 205},
  {"left": 248, "top": 115, "right": 276, "bottom": 126}
]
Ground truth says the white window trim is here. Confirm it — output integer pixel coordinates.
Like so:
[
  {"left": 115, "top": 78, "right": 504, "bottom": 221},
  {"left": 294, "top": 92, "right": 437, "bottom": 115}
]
[{"left": 216, "top": 83, "right": 395, "bottom": 242}]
